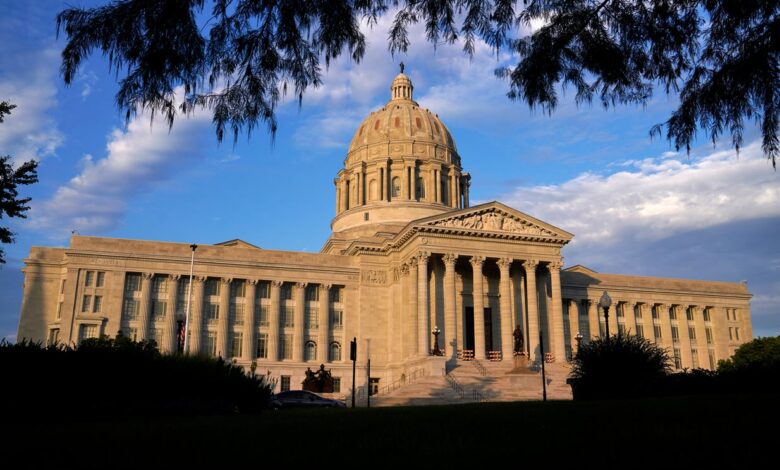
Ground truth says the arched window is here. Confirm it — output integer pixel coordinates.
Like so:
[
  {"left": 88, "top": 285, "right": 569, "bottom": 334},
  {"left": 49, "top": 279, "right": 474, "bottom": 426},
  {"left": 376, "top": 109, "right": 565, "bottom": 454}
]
[
  {"left": 329, "top": 342, "right": 342, "bottom": 362},
  {"left": 305, "top": 341, "right": 317, "bottom": 362},
  {"left": 416, "top": 177, "right": 425, "bottom": 200},
  {"left": 391, "top": 177, "right": 401, "bottom": 198}
]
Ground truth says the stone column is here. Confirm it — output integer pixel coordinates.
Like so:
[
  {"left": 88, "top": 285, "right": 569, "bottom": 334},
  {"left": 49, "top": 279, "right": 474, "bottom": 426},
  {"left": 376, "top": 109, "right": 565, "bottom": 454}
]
[
  {"left": 568, "top": 299, "right": 580, "bottom": 354},
  {"left": 497, "top": 258, "right": 513, "bottom": 360},
  {"left": 658, "top": 304, "right": 674, "bottom": 352},
  {"left": 677, "top": 305, "right": 693, "bottom": 368},
  {"left": 217, "top": 278, "right": 231, "bottom": 358},
  {"left": 386, "top": 160, "right": 392, "bottom": 202},
  {"left": 692, "top": 305, "right": 708, "bottom": 367},
  {"left": 455, "top": 273, "right": 464, "bottom": 356},
  {"left": 165, "top": 274, "right": 180, "bottom": 354},
  {"left": 641, "top": 303, "right": 654, "bottom": 341},
  {"left": 189, "top": 276, "right": 205, "bottom": 354},
  {"left": 463, "top": 177, "right": 470, "bottom": 208},
  {"left": 586, "top": 299, "right": 599, "bottom": 340},
  {"left": 268, "top": 281, "right": 282, "bottom": 361},
  {"left": 443, "top": 253, "right": 458, "bottom": 361},
  {"left": 417, "top": 251, "right": 430, "bottom": 356},
  {"left": 548, "top": 261, "right": 566, "bottom": 362},
  {"left": 242, "top": 280, "right": 257, "bottom": 362},
  {"left": 334, "top": 178, "right": 341, "bottom": 213},
  {"left": 470, "top": 256, "right": 486, "bottom": 360},
  {"left": 293, "top": 282, "right": 306, "bottom": 361},
  {"left": 317, "top": 284, "right": 330, "bottom": 362},
  {"left": 523, "top": 260, "right": 540, "bottom": 361},
  {"left": 408, "top": 258, "right": 419, "bottom": 358},
  {"left": 450, "top": 172, "right": 457, "bottom": 208},
  {"left": 137, "top": 272, "right": 154, "bottom": 341}
]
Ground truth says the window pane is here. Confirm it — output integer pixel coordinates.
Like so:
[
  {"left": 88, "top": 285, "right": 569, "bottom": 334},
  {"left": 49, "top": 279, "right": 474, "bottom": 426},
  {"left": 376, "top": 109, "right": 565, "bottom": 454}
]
[
  {"left": 256, "top": 333, "right": 268, "bottom": 359},
  {"left": 84, "top": 271, "right": 94, "bottom": 286},
  {"left": 96, "top": 272, "right": 105, "bottom": 288},
  {"left": 125, "top": 273, "right": 141, "bottom": 292},
  {"left": 82, "top": 295, "right": 91, "bottom": 312},
  {"left": 93, "top": 296, "right": 102, "bottom": 313}
]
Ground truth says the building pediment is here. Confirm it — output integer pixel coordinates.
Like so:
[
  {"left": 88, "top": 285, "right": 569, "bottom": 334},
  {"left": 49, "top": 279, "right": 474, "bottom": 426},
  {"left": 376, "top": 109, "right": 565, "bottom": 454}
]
[{"left": 410, "top": 201, "right": 573, "bottom": 244}]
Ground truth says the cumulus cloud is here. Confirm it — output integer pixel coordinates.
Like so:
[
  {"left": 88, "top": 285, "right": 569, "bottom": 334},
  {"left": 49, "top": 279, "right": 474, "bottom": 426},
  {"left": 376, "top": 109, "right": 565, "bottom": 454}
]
[{"left": 29, "top": 92, "right": 211, "bottom": 238}]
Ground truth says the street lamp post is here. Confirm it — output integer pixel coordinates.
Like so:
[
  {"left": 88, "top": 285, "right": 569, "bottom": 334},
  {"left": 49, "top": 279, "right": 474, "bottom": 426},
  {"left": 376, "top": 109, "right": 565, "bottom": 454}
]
[
  {"left": 431, "top": 326, "right": 442, "bottom": 356},
  {"left": 599, "top": 291, "right": 612, "bottom": 342},
  {"left": 574, "top": 332, "right": 583, "bottom": 356},
  {"left": 183, "top": 243, "right": 197, "bottom": 354}
]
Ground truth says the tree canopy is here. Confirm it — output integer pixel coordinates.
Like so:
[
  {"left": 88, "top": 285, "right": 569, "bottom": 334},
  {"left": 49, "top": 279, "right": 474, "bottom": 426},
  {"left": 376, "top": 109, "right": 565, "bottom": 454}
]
[
  {"left": 56, "top": 0, "right": 779, "bottom": 167},
  {"left": 0, "top": 102, "right": 39, "bottom": 264}
]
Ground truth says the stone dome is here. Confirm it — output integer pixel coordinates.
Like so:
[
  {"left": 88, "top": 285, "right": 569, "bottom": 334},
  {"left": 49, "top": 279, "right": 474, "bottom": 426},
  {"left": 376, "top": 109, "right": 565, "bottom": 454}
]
[{"left": 330, "top": 65, "right": 470, "bottom": 239}]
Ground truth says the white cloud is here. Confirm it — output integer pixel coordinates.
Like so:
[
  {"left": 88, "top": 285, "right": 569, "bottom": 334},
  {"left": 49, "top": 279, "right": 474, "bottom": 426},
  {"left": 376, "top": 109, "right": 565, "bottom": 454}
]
[{"left": 29, "top": 92, "right": 211, "bottom": 238}]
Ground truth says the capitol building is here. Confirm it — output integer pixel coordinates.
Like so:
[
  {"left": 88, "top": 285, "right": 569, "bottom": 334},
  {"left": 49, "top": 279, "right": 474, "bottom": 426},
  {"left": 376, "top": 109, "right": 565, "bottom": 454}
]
[{"left": 17, "top": 69, "right": 753, "bottom": 402}]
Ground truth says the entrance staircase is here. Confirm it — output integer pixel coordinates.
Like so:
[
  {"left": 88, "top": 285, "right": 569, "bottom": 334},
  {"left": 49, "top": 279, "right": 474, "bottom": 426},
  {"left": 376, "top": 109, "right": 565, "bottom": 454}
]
[{"left": 372, "top": 360, "right": 573, "bottom": 407}]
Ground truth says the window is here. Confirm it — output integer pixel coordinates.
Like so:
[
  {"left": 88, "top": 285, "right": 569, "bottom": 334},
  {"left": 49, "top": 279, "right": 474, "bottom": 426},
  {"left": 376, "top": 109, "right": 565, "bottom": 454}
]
[
  {"left": 669, "top": 308, "right": 677, "bottom": 321},
  {"left": 259, "top": 305, "right": 269, "bottom": 326},
  {"left": 332, "top": 378, "right": 341, "bottom": 393},
  {"left": 653, "top": 325, "right": 662, "bottom": 340},
  {"left": 329, "top": 342, "right": 341, "bottom": 362},
  {"left": 123, "top": 327, "right": 138, "bottom": 341},
  {"left": 305, "top": 341, "right": 317, "bottom": 361},
  {"left": 671, "top": 326, "right": 679, "bottom": 342},
  {"left": 331, "top": 309, "right": 343, "bottom": 329},
  {"left": 96, "top": 271, "right": 105, "bottom": 288},
  {"left": 416, "top": 177, "right": 425, "bottom": 199},
  {"left": 81, "top": 295, "right": 92, "bottom": 312},
  {"left": 47, "top": 328, "right": 60, "bottom": 346},
  {"left": 206, "top": 303, "right": 219, "bottom": 322},
  {"left": 204, "top": 278, "right": 220, "bottom": 297},
  {"left": 688, "top": 327, "right": 696, "bottom": 340},
  {"left": 93, "top": 295, "right": 102, "bottom": 313},
  {"left": 673, "top": 348, "right": 682, "bottom": 369},
  {"left": 258, "top": 282, "right": 270, "bottom": 298},
  {"left": 79, "top": 324, "right": 98, "bottom": 342},
  {"left": 282, "top": 334, "right": 293, "bottom": 360},
  {"left": 151, "top": 300, "right": 166, "bottom": 321},
  {"left": 735, "top": 328, "right": 741, "bottom": 341},
  {"left": 124, "top": 273, "right": 141, "bottom": 292},
  {"left": 123, "top": 298, "right": 140, "bottom": 320},
  {"left": 706, "top": 327, "right": 713, "bottom": 344},
  {"left": 305, "top": 285, "right": 319, "bottom": 302},
  {"left": 691, "top": 349, "right": 699, "bottom": 369},
  {"left": 205, "top": 332, "right": 217, "bottom": 357},
  {"left": 635, "top": 306, "right": 643, "bottom": 319},
  {"left": 280, "top": 376, "right": 291, "bottom": 392},
  {"left": 616, "top": 306, "right": 625, "bottom": 318},
  {"left": 635, "top": 323, "right": 644, "bottom": 338},
  {"left": 281, "top": 284, "right": 292, "bottom": 300},
  {"left": 256, "top": 333, "right": 268, "bottom": 359},
  {"left": 729, "top": 327, "right": 734, "bottom": 341},
  {"left": 391, "top": 177, "right": 400, "bottom": 198},
  {"left": 230, "top": 333, "right": 243, "bottom": 358},
  {"left": 176, "top": 279, "right": 191, "bottom": 315},
  {"left": 152, "top": 276, "right": 168, "bottom": 295},
  {"left": 703, "top": 309, "right": 711, "bottom": 322},
  {"left": 651, "top": 306, "right": 659, "bottom": 320},
  {"left": 84, "top": 271, "right": 94, "bottom": 286},
  {"left": 283, "top": 306, "right": 294, "bottom": 328},
  {"left": 231, "top": 303, "right": 245, "bottom": 325},
  {"left": 306, "top": 306, "right": 319, "bottom": 329},
  {"left": 708, "top": 350, "right": 716, "bottom": 369},
  {"left": 617, "top": 323, "right": 626, "bottom": 335},
  {"left": 330, "top": 287, "right": 342, "bottom": 303},
  {"left": 230, "top": 280, "right": 246, "bottom": 298},
  {"left": 149, "top": 328, "right": 162, "bottom": 346}
]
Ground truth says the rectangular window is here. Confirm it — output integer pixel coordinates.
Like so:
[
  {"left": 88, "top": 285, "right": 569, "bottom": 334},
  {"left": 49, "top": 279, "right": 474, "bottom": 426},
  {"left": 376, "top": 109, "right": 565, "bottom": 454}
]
[
  {"left": 256, "top": 333, "right": 268, "bottom": 359},
  {"left": 330, "top": 287, "right": 342, "bottom": 303},
  {"left": 152, "top": 276, "right": 168, "bottom": 295},
  {"left": 152, "top": 300, "right": 166, "bottom": 321},
  {"left": 331, "top": 309, "right": 343, "bottom": 329},
  {"left": 706, "top": 327, "right": 713, "bottom": 344},
  {"left": 47, "top": 328, "right": 60, "bottom": 346},
  {"left": 651, "top": 306, "right": 659, "bottom": 320},
  {"left": 283, "top": 306, "right": 294, "bottom": 328},
  {"left": 176, "top": 278, "right": 191, "bottom": 315},
  {"left": 280, "top": 284, "right": 292, "bottom": 300},
  {"left": 258, "top": 305, "right": 269, "bottom": 327},
  {"left": 204, "top": 278, "right": 220, "bottom": 297},
  {"left": 635, "top": 306, "right": 643, "bottom": 319},
  {"left": 206, "top": 303, "right": 219, "bottom": 321},
  {"left": 205, "top": 332, "right": 217, "bottom": 357},
  {"left": 703, "top": 309, "right": 711, "bottom": 322},
  {"left": 84, "top": 271, "right": 94, "bottom": 287},
  {"left": 305, "top": 285, "right": 319, "bottom": 302},
  {"left": 332, "top": 378, "right": 341, "bottom": 393},
  {"left": 81, "top": 295, "right": 92, "bottom": 312},
  {"left": 686, "top": 308, "right": 694, "bottom": 322},
  {"left": 93, "top": 295, "right": 102, "bottom": 313},
  {"left": 688, "top": 326, "right": 696, "bottom": 340},
  {"left": 280, "top": 376, "right": 291, "bottom": 392},
  {"left": 708, "top": 350, "right": 716, "bottom": 369},
  {"left": 96, "top": 271, "right": 105, "bottom": 288},
  {"left": 669, "top": 309, "right": 677, "bottom": 321},
  {"left": 616, "top": 305, "right": 624, "bottom": 318},
  {"left": 729, "top": 327, "right": 734, "bottom": 341},
  {"left": 123, "top": 327, "right": 138, "bottom": 341},
  {"left": 124, "top": 273, "right": 141, "bottom": 292},
  {"left": 673, "top": 348, "right": 682, "bottom": 369},
  {"left": 735, "top": 328, "right": 741, "bottom": 341},
  {"left": 79, "top": 324, "right": 98, "bottom": 342},
  {"left": 635, "top": 323, "right": 644, "bottom": 338},
  {"left": 671, "top": 326, "right": 679, "bottom": 342},
  {"left": 617, "top": 323, "right": 626, "bottom": 335},
  {"left": 230, "top": 333, "right": 243, "bottom": 358},
  {"left": 231, "top": 280, "right": 246, "bottom": 298},
  {"left": 653, "top": 325, "right": 662, "bottom": 340},
  {"left": 258, "top": 282, "right": 270, "bottom": 298},
  {"left": 282, "top": 334, "right": 293, "bottom": 359},
  {"left": 306, "top": 306, "right": 319, "bottom": 329},
  {"left": 231, "top": 303, "right": 245, "bottom": 325},
  {"left": 691, "top": 349, "right": 699, "bottom": 369}
]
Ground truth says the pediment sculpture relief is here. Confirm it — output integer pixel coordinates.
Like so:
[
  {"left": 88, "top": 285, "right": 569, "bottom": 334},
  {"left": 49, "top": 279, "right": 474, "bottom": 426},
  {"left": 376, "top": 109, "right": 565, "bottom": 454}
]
[{"left": 429, "top": 211, "right": 554, "bottom": 236}]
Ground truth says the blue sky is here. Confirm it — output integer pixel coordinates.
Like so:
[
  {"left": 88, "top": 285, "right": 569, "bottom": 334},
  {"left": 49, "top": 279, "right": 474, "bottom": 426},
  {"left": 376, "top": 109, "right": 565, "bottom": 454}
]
[{"left": 1, "top": 0, "right": 778, "bottom": 340}]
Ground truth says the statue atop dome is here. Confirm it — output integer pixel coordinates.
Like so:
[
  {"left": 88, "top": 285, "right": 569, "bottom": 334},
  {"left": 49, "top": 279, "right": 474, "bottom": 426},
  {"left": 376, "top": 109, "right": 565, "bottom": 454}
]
[{"left": 400, "top": 61, "right": 404, "bottom": 73}]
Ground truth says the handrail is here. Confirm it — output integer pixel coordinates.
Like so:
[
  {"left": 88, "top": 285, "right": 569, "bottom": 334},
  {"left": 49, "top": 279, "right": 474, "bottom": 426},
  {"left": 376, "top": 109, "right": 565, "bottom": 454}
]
[
  {"left": 374, "top": 367, "right": 427, "bottom": 397},
  {"left": 472, "top": 359, "right": 488, "bottom": 376},
  {"left": 445, "top": 373, "right": 465, "bottom": 399}
]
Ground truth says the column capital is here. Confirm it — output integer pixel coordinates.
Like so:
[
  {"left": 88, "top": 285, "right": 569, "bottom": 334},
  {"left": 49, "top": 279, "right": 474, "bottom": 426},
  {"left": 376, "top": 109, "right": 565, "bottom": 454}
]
[
  {"left": 469, "top": 255, "right": 485, "bottom": 267},
  {"left": 416, "top": 250, "right": 431, "bottom": 262},
  {"left": 547, "top": 260, "right": 564, "bottom": 271},
  {"left": 221, "top": 277, "right": 233, "bottom": 285},
  {"left": 496, "top": 257, "right": 512, "bottom": 270},
  {"left": 271, "top": 280, "right": 284, "bottom": 288},
  {"left": 319, "top": 283, "right": 332, "bottom": 291},
  {"left": 194, "top": 275, "right": 207, "bottom": 283},
  {"left": 296, "top": 282, "right": 308, "bottom": 289},
  {"left": 400, "top": 264, "right": 410, "bottom": 276},
  {"left": 142, "top": 272, "right": 155, "bottom": 280},
  {"left": 168, "top": 274, "right": 181, "bottom": 281},
  {"left": 442, "top": 253, "right": 458, "bottom": 265},
  {"left": 246, "top": 279, "right": 259, "bottom": 286},
  {"left": 656, "top": 303, "right": 668, "bottom": 310},
  {"left": 408, "top": 257, "right": 419, "bottom": 268},
  {"left": 522, "top": 259, "right": 539, "bottom": 271}
]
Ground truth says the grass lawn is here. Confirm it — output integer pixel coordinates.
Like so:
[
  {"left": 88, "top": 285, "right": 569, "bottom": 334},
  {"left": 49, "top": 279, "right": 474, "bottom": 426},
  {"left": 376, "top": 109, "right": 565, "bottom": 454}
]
[{"left": 10, "top": 393, "right": 777, "bottom": 467}]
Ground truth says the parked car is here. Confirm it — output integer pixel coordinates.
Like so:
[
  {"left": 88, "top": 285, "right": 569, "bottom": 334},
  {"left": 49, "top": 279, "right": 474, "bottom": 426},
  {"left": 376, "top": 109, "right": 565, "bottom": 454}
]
[{"left": 269, "top": 390, "right": 346, "bottom": 410}]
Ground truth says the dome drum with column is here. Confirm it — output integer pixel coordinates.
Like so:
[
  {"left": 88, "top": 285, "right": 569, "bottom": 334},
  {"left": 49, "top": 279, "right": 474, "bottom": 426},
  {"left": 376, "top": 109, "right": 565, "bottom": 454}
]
[{"left": 331, "top": 69, "right": 471, "bottom": 236}]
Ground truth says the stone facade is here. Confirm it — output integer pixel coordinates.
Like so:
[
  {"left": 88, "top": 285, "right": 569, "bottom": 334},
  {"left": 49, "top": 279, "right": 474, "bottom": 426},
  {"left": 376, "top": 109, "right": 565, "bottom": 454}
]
[{"left": 17, "top": 69, "right": 752, "bottom": 396}]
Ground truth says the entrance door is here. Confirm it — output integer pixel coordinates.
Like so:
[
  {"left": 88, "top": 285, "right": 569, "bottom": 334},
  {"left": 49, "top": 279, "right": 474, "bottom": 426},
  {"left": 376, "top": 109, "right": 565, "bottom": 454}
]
[
  {"left": 484, "top": 307, "right": 493, "bottom": 352},
  {"left": 464, "top": 307, "right": 474, "bottom": 351}
]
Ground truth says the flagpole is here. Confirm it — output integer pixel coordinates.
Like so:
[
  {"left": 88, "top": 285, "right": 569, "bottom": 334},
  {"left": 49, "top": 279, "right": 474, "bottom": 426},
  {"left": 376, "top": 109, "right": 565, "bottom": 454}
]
[{"left": 183, "top": 244, "right": 197, "bottom": 354}]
